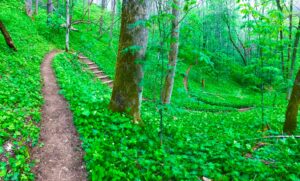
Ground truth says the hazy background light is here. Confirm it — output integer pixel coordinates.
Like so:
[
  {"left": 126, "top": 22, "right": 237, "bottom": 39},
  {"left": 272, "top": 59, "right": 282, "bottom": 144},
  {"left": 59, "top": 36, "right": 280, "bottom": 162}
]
[{"left": 294, "top": 0, "right": 300, "bottom": 16}]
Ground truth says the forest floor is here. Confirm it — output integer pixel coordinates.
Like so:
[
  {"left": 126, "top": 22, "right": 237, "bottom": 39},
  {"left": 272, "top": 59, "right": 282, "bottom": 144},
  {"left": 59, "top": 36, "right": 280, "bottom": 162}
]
[{"left": 31, "top": 50, "right": 86, "bottom": 181}]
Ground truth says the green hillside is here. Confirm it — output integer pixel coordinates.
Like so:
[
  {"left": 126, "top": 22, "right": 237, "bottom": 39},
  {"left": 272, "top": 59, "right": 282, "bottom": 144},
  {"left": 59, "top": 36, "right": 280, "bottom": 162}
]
[{"left": 0, "top": 0, "right": 299, "bottom": 180}]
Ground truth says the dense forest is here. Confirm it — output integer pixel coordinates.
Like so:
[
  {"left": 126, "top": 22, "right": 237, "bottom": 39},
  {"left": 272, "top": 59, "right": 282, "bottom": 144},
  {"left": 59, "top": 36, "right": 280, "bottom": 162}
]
[{"left": 0, "top": 0, "right": 300, "bottom": 180}]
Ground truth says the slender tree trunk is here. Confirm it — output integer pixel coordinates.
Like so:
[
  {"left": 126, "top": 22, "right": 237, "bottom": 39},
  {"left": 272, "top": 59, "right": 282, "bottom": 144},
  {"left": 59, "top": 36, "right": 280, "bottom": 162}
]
[
  {"left": 99, "top": 0, "right": 107, "bottom": 35},
  {"left": 161, "top": 0, "right": 181, "bottom": 104},
  {"left": 279, "top": 31, "right": 285, "bottom": 75},
  {"left": 83, "top": 0, "right": 85, "bottom": 17},
  {"left": 109, "top": 0, "right": 116, "bottom": 44},
  {"left": 287, "top": 19, "right": 300, "bottom": 99},
  {"left": 47, "top": 0, "right": 53, "bottom": 14},
  {"left": 46, "top": 0, "right": 54, "bottom": 24},
  {"left": 88, "top": 0, "right": 91, "bottom": 22},
  {"left": 109, "top": 0, "right": 150, "bottom": 123},
  {"left": 286, "top": 0, "right": 294, "bottom": 97},
  {"left": 103, "top": 0, "right": 107, "bottom": 8},
  {"left": 66, "top": 0, "right": 70, "bottom": 52},
  {"left": 47, "top": 0, "right": 54, "bottom": 14},
  {"left": 224, "top": 15, "right": 247, "bottom": 66},
  {"left": 275, "top": 0, "right": 285, "bottom": 76},
  {"left": 284, "top": 69, "right": 300, "bottom": 133},
  {"left": 287, "top": 0, "right": 293, "bottom": 76},
  {"left": 25, "top": 0, "right": 33, "bottom": 17},
  {"left": 35, "top": 0, "right": 38, "bottom": 15},
  {"left": 0, "top": 21, "right": 17, "bottom": 51}
]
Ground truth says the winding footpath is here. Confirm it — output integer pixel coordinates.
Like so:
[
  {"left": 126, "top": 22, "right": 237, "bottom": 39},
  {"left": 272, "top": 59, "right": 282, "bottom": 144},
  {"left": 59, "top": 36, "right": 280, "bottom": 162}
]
[{"left": 32, "top": 50, "right": 87, "bottom": 181}]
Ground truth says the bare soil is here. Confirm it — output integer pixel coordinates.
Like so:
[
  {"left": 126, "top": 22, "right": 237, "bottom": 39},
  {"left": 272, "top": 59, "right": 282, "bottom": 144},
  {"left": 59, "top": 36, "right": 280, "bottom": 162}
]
[{"left": 32, "top": 50, "right": 87, "bottom": 181}]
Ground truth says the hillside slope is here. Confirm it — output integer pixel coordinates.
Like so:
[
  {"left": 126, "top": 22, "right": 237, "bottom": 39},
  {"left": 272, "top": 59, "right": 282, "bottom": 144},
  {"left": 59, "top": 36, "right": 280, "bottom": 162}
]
[{"left": 0, "top": 0, "right": 299, "bottom": 180}]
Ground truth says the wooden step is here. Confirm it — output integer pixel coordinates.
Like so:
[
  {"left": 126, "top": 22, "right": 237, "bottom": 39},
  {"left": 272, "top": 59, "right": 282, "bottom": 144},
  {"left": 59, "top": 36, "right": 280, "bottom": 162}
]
[
  {"left": 103, "top": 80, "right": 113, "bottom": 84},
  {"left": 89, "top": 66, "right": 98, "bottom": 70},
  {"left": 87, "top": 62, "right": 94, "bottom": 65},
  {"left": 94, "top": 71, "right": 104, "bottom": 74},
  {"left": 98, "top": 75, "right": 108, "bottom": 79},
  {"left": 78, "top": 55, "right": 88, "bottom": 59}
]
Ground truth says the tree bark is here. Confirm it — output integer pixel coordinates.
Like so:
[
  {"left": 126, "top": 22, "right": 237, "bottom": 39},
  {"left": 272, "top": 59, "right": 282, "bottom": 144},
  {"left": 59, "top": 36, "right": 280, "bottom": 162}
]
[
  {"left": 224, "top": 14, "right": 247, "bottom": 66},
  {"left": 102, "top": 0, "right": 107, "bottom": 8},
  {"left": 25, "top": 0, "right": 33, "bottom": 17},
  {"left": 161, "top": 0, "right": 181, "bottom": 104},
  {"left": 109, "top": 0, "right": 150, "bottom": 122},
  {"left": 46, "top": 0, "right": 54, "bottom": 24},
  {"left": 66, "top": 0, "right": 70, "bottom": 52},
  {"left": 47, "top": 0, "right": 54, "bottom": 14},
  {"left": 287, "top": 19, "right": 300, "bottom": 99},
  {"left": 0, "top": 21, "right": 17, "bottom": 51},
  {"left": 287, "top": 0, "right": 293, "bottom": 76},
  {"left": 35, "top": 0, "right": 38, "bottom": 15},
  {"left": 284, "top": 69, "right": 300, "bottom": 133},
  {"left": 88, "top": 0, "right": 91, "bottom": 22},
  {"left": 99, "top": 0, "right": 107, "bottom": 35},
  {"left": 109, "top": 0, "right": 116, "bottom": 44},
  {"left": 275, "top": 0, "right": 286, "bottom": 77}
]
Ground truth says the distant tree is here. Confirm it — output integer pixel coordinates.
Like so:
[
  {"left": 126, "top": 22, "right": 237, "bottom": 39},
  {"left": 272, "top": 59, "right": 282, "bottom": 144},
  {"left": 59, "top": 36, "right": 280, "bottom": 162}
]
[
  {"left": 109, "top": 0, "right": 116, "bottom": 44},
  {"left": 275, "top": 0, "right": 285, "bottom": 76},
  {"left": 223, "top": 11, "right": 248, "bottom": 66},
  {"left": 66, "top": 0, "right": 70, "bottom": 52},
  {"left": 25, "top": 0, "right": 33, "bottom": 17},
  {"left": 287, "top": 0, "right": 294, "bottom": 76},
  {"left": 35, "top": 0, "right": 38, "bottom": 15},
  {"left": 87, "top": 0, "right": 93, "bottom": 22},
  {"left": 99, "top": 0, "right": 107, "bottom": 35},
  {"left": 0, "top": 20, "right": 17, "bottom": 51},
  {"left": 109, "top": 0, "right": 150, "bottom": 123},
  {"left": 161, "top": 0, "right": 181, "bottom": 104},
  {"left": 47, "top": 0, "right": 54, "bottom": 14},
  {"left": 46, "top": 0, "right": 54, "bottom": 24}
]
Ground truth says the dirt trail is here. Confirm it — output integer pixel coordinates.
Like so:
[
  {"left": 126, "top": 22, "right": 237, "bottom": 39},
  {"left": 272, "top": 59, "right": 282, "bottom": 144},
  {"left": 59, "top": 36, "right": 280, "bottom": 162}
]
[{"left": 32, "top": 50, "right": 87, "bottom": 181}]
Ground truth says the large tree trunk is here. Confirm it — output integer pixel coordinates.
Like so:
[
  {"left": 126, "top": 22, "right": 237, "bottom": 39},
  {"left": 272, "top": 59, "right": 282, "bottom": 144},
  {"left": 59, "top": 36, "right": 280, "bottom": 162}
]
[
  {"left": 284, "top": 69, "right": 300, "bottom": 133},
  {"left": 99, "top": 0, "right": 107, "bottom": 35},
  {"left": 0, "top": 21, "right": 17, "bottom": 51},
  {"left": 161, "top": 0, "right": 181, "bottom": 104},
  {"left": 287, "top": 19, "right": 300, "bottom": 99},
  {"left": 25, "top": 0, "right": 33, "bottom": 17},
  {"left": 109, "top": 0, "right": 150, "bottom": 123},
  {"left": 65, "top": 0, "right": 70, "bottom": 52}
]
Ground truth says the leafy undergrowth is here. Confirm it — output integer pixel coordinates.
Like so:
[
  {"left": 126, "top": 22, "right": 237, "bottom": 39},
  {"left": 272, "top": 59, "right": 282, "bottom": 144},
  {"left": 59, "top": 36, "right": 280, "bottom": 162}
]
[
  {"left": 0, "top": 1, "right": 54, "bottom": 180},
  {"left": 53, "top": 53, "right": 300, "bottom": 180}
]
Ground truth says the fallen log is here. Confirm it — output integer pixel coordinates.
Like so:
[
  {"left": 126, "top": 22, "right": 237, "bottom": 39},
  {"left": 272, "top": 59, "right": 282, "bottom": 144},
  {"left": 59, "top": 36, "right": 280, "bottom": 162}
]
[{"left": 0, "top": 20, "right": 17, "bottom": 51}]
